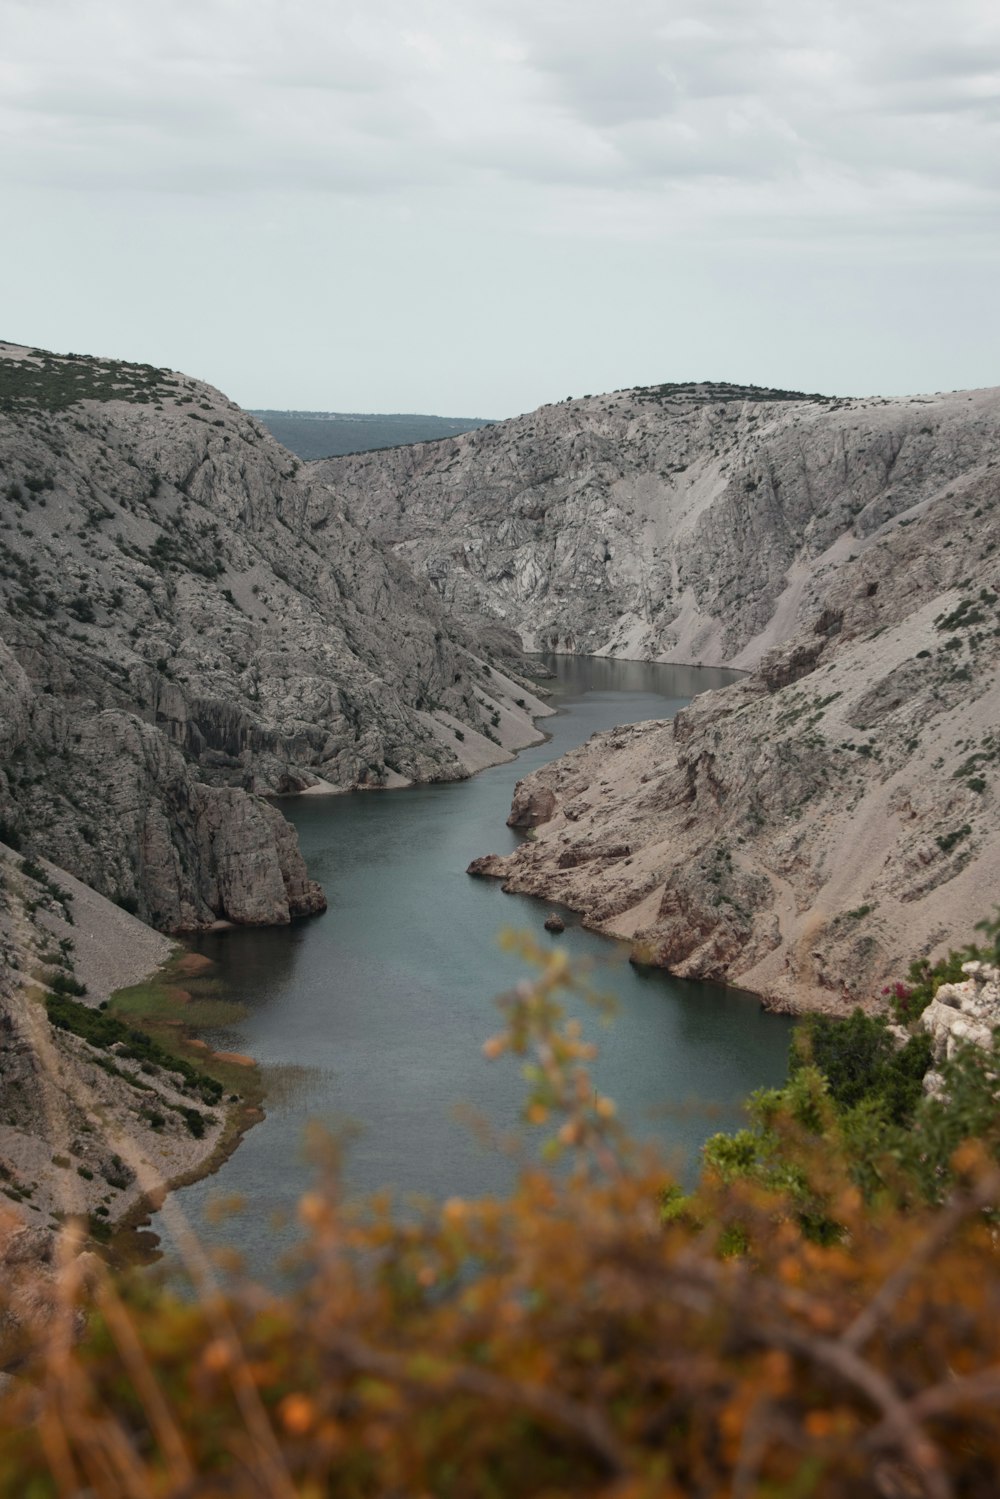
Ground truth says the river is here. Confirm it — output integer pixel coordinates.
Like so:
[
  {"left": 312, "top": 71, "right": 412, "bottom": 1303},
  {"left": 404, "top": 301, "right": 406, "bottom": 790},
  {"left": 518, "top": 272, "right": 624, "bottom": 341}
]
[{"left": 159, "top": 657, "right": 792, "bottom": 1273}]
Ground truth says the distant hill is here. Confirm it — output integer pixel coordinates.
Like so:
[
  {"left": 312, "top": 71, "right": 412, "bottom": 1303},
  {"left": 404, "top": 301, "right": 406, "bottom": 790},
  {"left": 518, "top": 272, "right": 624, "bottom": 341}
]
[{"left": 250, "top": 410, "right": 494, "bottom": 460}]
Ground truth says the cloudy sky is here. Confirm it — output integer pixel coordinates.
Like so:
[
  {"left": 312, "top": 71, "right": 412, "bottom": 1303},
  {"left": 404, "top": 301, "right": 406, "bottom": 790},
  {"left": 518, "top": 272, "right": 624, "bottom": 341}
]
[{"left": 2, "top": 0, "right": 998, "bottom": 414}]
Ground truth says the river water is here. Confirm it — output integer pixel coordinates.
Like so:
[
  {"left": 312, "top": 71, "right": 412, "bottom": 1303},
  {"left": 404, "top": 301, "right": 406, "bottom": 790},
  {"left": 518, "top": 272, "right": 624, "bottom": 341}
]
[{"left": 160, "top": 658, "right": 792, "bottom": 1271}]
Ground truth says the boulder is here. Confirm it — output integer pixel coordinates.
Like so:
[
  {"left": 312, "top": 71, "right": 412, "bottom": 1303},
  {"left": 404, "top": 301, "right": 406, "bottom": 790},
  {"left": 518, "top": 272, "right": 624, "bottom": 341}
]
[
  {"left": 507, "top": 782, "right": 557, "bottom": 829},
  {"left": 921, "top": 961, "right": 1000, "bottom": 1065}
]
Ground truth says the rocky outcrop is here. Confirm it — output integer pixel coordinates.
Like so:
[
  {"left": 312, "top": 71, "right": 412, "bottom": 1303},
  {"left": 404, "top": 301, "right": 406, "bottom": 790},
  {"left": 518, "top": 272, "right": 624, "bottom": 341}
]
[
  {"left": 0, "top": 845, "right": 247, "bottom": 1258},
  {"left": 0, "top": 637, "right": 323, "bottom": 929},
  {"left": 467, "top": 442, "right": 1000, "bottom": 1011},
  {"left": 921, "top": 962, "right": 1000, "bottom": 1066},
  {"left": 314, "top": 381, "right": 1000, "bottom": 671},
  {"left": 507, "top": 783, "right": 557, "bottom": 829},
  {"left": 0, "top": 343, "right": 547, "bottom": 930}
]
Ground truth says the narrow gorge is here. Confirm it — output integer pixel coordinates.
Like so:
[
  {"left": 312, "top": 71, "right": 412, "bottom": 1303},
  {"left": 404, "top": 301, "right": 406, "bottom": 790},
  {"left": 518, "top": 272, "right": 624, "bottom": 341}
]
[
  {"left": 3, "top": 345, "right": 999, "bottom": 1254},
  {"left": 315, "top": 381, "right": 1000, "bottom": 1011},
  {"left": 0, "top": 341, "right": 546, "bottom": 1250}
]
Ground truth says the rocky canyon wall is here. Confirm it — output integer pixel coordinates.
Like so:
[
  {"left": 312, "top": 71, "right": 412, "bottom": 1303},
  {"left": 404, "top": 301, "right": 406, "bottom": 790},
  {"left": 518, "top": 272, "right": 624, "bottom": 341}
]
[
  {"left": 468, "top": 433, "right": 1000, "bottom": 1010},
  {"left": 314, "top": 380, "right": 1000, "bottom": 670},
  {"left": 0, "top": 343, "right": 545, "bottom": 929}
]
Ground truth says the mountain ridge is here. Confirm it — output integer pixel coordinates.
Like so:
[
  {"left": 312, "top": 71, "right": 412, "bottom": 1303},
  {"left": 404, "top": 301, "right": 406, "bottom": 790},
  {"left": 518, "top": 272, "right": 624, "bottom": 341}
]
[
  {"left": 312, "top": 379, "right": 1000, "bottom": 670},
  {"left": 0, "top": 341, "right": 544, "bottom": 932}
]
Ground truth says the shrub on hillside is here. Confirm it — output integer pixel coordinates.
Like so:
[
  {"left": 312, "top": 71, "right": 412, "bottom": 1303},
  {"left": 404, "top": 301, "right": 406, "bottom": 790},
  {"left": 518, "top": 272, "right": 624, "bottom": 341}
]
[{"left": 3, "top": 937, "right": 1000, "bottom": 1496}]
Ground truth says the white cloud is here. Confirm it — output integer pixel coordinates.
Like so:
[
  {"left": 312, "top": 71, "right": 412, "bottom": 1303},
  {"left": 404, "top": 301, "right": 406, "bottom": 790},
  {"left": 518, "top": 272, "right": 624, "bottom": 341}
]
[
  {"left": 1, "top": 0, "right": 995, "bottom": 223},
  {"left": 1, "top": 0, "right": 997, "bottom": 409}
]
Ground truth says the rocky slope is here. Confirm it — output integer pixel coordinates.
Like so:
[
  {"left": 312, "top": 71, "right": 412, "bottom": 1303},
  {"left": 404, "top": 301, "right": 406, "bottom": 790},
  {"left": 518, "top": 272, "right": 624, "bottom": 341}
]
[
  {"left": 920, "top": 961, "right": 1000, "bottom": 1095},
  {"left": 0, "top": 842, "right": 234, "bottom": 1258},
  {"left": 314, "top": 380, "right": 1000, "bottom": 669},
  {"left": 469, "top": 441, "right": 1000, "bottom": 1012},
  {"left": 310, "top": 371, "right": 1000, "bottom": 1010},
  {"left": 0, "top": 343, "right": 547, "bottom": 930}
]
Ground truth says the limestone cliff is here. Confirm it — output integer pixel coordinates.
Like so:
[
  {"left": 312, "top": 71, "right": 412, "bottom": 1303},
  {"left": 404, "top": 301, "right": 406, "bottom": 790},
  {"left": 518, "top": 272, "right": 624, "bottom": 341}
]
[
  {"left": 0, "top": 843, "right": 234, "bottom": 1256},
  {"left": 466, "top": 399, "right": 1000, "bottom": 1012},
  {"left": 314, "top": 380, "right": 1000, "bottom": 669},
  {"left": 0, "top": 343, "right": 546, "bottom": 929}
]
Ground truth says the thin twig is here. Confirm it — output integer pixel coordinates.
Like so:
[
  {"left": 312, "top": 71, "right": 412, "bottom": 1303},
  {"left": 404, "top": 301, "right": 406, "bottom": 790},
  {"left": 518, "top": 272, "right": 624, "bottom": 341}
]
[
  {"left": 325, "top": 1329, "right": 631, "bottom": 1477},
  {"left": 732, "top": 1394, "right": 778, "bottom": 1499},
  {"left": 762, "top": 1324, "right": 953, "bottom": 1499},
  {"left": 844, "top": 1169, "right": 1000, "bottom": 1353},
  {"left": 870, "top": 1365, "right": 1000, "bottom": 1435}
]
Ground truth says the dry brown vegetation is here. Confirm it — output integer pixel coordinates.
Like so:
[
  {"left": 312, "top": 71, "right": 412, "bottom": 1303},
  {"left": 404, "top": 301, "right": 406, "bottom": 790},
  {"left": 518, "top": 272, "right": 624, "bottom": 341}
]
[{"left": 3, "top": 939, "right": 1000, "bottom": 1498}]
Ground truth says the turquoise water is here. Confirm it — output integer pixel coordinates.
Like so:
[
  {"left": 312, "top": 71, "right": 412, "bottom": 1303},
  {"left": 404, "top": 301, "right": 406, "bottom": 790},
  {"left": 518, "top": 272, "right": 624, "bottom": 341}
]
[{"left": 160, "top": 658, "right": 791, "bottom": 1270}]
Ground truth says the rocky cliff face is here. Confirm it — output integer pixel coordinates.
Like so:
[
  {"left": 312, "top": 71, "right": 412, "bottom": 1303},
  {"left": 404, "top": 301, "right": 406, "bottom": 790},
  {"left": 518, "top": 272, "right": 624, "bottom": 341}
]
[
  {"left": 467, "top": 409, "right": 1000, "bottom": 1012},
  {"left": 921, "top": 961, "right": 1000, "bottom": 1079},
  {"left": 0, "top": 843, "right": 231, "bottom": 1257},
  {"left": 0, "top": 343, "right": 545, "bottom": 929},
  {"left": 6, "top": 348, "right": 999, "bottom": 1003},
  {"left": 314, "top": 381, "right": 1000, "bottom": 670}
]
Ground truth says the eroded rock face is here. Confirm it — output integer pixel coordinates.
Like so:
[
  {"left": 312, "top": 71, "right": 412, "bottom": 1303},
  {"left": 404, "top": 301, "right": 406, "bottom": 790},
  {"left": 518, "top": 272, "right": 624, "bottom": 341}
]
[
  {"left": 0, "top": 342, "right": 545, "bottom": 929},
  {"left": 0, "top": 649, "right": 322, "bottom": 929},
  {"left": 507, "top": 782, "right": 557, "bottom": 829},
  {"left": 922, "top": 962, "right": 1000, "bottom": 1064},
  {"left": 313, "top": 381, "right": 1000, "bottom": 670},
  {"left": 467, "top": 442, "right": 1000, "bottom": 1012}
]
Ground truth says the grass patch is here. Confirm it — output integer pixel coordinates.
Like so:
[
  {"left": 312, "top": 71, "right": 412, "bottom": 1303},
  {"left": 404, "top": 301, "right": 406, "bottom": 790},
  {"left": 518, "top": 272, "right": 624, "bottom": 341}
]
[
  {"left": 105, "top": 956, "right": 263, "bottom": 1126},
  {"left": 37, "top": 948, "right": 258, "bottom": 1129},
  {"left": 109, "top": 978, "right": 242, "bottom": 1032}
]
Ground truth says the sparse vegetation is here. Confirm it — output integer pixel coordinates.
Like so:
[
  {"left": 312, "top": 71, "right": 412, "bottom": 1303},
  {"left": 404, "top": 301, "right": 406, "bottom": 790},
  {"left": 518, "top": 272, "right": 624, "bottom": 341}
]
[
  {"left": 43, "top": 991, "right": 222, "bottom": 1107},
  {"left": 937, "top": 823, "right": 972, "bottom": 854},
  {"left": 5, "top": 939, "right": 1000, "bottom": 1495},
  {"left": 0, "top": 350, "right": 179, "bottom": 413}
]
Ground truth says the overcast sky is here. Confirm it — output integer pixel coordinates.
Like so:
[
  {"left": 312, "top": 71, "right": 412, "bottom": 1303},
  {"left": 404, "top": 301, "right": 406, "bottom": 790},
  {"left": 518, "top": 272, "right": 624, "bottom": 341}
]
[{"left": 2, "top": 0, "right": 998, "bottom": 414}]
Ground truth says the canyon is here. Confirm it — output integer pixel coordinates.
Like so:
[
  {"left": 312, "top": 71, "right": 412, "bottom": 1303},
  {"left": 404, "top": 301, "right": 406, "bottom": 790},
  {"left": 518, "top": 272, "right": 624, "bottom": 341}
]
[
  {"left": 3, "top": 349, "right": 999, "bottom": 1248},
  {"left": 0, "top": 342, "right": 545, "bottom": 932},
  {"left": 313, "top": 379, "right": 1000, "bottom": 1010}
]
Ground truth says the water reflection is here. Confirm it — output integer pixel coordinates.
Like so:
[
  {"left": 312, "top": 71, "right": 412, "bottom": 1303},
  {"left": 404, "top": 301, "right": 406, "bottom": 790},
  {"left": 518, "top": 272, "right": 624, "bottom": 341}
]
[{"left": 161, "top": 656, "right": 790, "bottom": 1274}]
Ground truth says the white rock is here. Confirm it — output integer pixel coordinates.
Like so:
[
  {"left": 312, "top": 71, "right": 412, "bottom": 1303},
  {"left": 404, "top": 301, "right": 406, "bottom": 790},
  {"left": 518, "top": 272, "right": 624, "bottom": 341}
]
[{"left": 921, "top": 964, "right": 1000, "bottom": 1063}]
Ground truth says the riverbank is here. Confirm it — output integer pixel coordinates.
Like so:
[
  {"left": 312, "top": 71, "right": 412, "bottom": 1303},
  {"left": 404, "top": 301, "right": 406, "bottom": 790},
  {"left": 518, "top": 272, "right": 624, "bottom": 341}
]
[
  {"left": 100, "top": 950, "right": 267, "bottom": 1265},
  {"left": 0, "top": 846, "right": 266, "bottom": 1270},
  {"left": 3, "top": 659, "right": 768, "bottom": 1279},
  {"left": 462, "top": 618, "right": 1000, "bottom": 1017},
  {"left": 0, "top": 659, "right": 554, "bottom": 1271},
  {"left": 159, "top": 658, "right": 788, "bottom": 1278},
  {"left": 110, "top": 669, "right": 561, "bottom": 1258}
]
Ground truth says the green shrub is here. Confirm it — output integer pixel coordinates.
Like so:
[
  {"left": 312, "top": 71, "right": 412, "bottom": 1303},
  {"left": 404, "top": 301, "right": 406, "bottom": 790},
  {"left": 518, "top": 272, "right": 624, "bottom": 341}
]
[
  {"left": 43, "top": 994, "right": 222, "bottom": 1105},
  {"left": 792, "top": 1009, "right": 931, "bottom": 1124},
  {"left": 181, "top": 1108, "right": 209, "bottom": 1138},
  {"left": 937, "top": 823, "right": 972, "bottom": 854},
  {"left": 41, "top": 969, "right": 88, "bottom": 998}
]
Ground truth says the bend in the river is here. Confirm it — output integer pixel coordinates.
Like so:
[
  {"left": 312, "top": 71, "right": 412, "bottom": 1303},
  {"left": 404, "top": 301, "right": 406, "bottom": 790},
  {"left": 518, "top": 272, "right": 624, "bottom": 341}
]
[{"left": 159, "top": 657, "right": 792, "bottom": 1273}]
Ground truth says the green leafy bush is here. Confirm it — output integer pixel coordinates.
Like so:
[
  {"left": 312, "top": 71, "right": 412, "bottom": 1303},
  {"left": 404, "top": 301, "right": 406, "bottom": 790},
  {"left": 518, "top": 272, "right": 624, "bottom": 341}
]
[{"left": 791, "top": 1009, "right": 932, "bottom": 1123}]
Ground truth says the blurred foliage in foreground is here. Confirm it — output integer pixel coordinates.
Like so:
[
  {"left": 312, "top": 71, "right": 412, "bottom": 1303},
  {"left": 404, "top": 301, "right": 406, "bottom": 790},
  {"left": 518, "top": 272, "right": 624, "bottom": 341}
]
[{"left": 3, "top": 934, "right": 1000, "bottom": 1498}]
